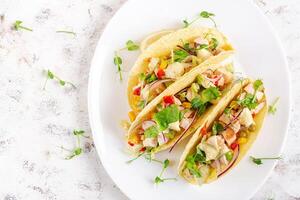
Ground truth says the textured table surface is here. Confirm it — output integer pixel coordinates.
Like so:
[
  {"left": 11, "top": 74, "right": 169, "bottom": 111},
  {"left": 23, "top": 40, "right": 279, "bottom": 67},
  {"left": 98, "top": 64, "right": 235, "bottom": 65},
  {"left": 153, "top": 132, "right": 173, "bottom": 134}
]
[{"left": 0, "top": 0, "right": 299, "bottom": 199}]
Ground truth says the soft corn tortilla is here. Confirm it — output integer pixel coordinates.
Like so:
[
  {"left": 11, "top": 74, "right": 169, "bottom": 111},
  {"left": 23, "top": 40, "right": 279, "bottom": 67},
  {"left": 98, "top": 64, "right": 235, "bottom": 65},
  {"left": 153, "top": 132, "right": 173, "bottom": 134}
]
[
  {"left": 140, "top": 30, "right": 174, "bottom": 52},
  {"left": 127, "top": 51, "right": 235, "bottom": 153},
  {"left": 178, "top": 79, "right": 268, "bottom": 184},
  {"left": 128, "top": 27, "right": 234, "bottom": 111}
]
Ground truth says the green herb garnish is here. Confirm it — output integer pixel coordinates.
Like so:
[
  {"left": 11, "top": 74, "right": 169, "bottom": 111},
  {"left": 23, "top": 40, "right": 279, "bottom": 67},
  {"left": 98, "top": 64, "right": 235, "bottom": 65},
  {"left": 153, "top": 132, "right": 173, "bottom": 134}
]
[
  {"left": 238, "top": 93, "right": 258, "bottom": 109},
  {"left": 14, "top": 20, "right": 33, "bottom": 31},
  {"left": 145, "top": 73, "right": 157, "bottom": 83},
  {"left": 126, "top": 40, "right": 139, "bottom": 51},
  {"left": 191, "top": 97, "right": 206, "bottom": 114},
  {"left": 200, "top": 11, "right": 217, "bottom": 28},
  {"left": 154, "top": 159, "right": 177, "bottom": 184},
  {"left": 268, "top": 97, "right": 279, "bottom": 115},
  {"left": 201, "top": 86, "right": 220, "bottom": 102},
  {"left": 250, "top": 156, "right": 281, "bottom": 165},
  {"left": 183, "top": 11, "right": 217, "bottom": 28},
  {"left": 144, "top": 126, "right": 160, "bottom": 138},
  {"left": 43, "top": 69, "right": 76, "bottom": 90},
  {"left": 212, "top": 122, "right": 224, "bottom": 135},
  {"left": 113, "top": 40, "right": 140, "bottom": 81},
  {"left": 56, "top": 30, "right": 76, "bottom": 36},
  {"left": 191, "top": 87, "right": 220, "bottom": 114},
  {"left": 65, "top": 129, "right": 86, "bottom": 160},
  {"left": 113, "top": 52, "right": 123, "bottom": 81},
  {"left": 153, "top": 105, "right": 181, "bottom": 131},
  {"left": 173, "top": 49, "right": 189, "bottom": 62}
]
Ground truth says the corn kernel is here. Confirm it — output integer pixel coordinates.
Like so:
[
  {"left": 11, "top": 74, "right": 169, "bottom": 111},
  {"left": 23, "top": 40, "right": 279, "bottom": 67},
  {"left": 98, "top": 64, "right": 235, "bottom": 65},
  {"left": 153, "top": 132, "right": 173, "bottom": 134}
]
[
  {"left": 206, "top": 168, "right": 217, "bottom": 183},
  {"left": 182, "top": 102, "right": 192, "bottom": 109},
  {"left": 237, "top": 137, "right": 247, "bottom": 144},
  {"left": 129, "top": 134, "right": 140, "bottom": 144},
  {"left": 222, "top": 43, "right": 234, "bottom": 51},
  {"left": 160, "top": 59, "right": 168, "bottom": 69},
  {"left": 128, "top": 111, "right": 136, "bottom": 122}
]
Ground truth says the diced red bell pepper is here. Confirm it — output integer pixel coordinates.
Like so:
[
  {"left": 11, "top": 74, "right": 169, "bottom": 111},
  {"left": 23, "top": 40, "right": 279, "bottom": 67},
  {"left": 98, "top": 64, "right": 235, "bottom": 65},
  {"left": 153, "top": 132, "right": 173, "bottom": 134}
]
[
  {"left": 230, "top": 142, "right": 239, "bottom": 150},
  {"left": 139, "top": 147, "right": 146, "bottom": 152},
  {"left": 163, "top": 95, "right": 174, "bottom": 105},
  {"left": 200, "top": 125, "right": 207, "bottom": 136},
  {"left": 128, "top": 141, "right": 135, "bottom": 146},
  {"left": 133, "top": 87, "right": 141, "bottom": 96},
  {"left": 156, "top": 68, "right": 165, "bottom": 79}
]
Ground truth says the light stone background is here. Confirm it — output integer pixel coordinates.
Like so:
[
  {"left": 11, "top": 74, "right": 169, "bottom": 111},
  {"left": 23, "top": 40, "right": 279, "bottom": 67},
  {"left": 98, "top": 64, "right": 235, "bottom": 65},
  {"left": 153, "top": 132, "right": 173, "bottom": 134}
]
[{"left": 0, "top": 0, "right": 299, "bottom": 199}]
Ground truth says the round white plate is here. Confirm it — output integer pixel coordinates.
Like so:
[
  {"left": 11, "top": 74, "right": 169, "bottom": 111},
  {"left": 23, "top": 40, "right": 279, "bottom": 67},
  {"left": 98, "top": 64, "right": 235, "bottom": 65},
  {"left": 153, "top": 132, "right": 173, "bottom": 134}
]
[{"left": 88, "top": 0, "right": 291, "bottom": 199}]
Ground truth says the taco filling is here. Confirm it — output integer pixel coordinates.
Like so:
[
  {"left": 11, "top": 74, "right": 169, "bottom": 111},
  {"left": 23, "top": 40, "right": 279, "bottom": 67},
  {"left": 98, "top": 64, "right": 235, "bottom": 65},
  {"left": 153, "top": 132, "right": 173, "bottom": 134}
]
[
  {"left": 181, "top": 80, "right": 266, "bottom": 184},
  {"left": 132, "top": 35, "right": 232, "bottom": 111},
  {"left": 127, "top": 67, "right": 234, "bottom": 154}
]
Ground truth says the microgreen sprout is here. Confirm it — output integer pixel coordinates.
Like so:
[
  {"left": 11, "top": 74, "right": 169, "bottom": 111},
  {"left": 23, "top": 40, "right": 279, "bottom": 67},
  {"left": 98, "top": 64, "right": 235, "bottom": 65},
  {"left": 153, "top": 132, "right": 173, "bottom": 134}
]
[
  {"left": 113, "top": 40, "right": 139, "bottom": 81},
  {"left": 154, "top": 159, "right": 177, "bottom": 185},
  {"left": 64, "top": 129, "right": 87, "bottom": 160},
  {"left": 250, "top": 156, "right": 281, "bottom": 165},
  {"left": 56, "top": 30, "right": 76, "bottom": 36},
  {"left": 43, "top": 69, "right": 76, "bottom": 90},
  {"left": 14, "top": 20, "right": 33, "bottom": 31},
  {"left": 268, "top": 97, "right": 280, "bottom": 115},
  {"left": 183, "top": 11, "right": 217, "bottom": 28}
]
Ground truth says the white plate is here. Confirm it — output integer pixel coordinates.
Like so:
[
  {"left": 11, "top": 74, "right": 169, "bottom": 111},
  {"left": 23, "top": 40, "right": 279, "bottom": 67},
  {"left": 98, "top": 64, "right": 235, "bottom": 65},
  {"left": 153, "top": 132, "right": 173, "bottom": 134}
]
[{"left": 88, "top": 0, "right": 291, "bottom": 199}]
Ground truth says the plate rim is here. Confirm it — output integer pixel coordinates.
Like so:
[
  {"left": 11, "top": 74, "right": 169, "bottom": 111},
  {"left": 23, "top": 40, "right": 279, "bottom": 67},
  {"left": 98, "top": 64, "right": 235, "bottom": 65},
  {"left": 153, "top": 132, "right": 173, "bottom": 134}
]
[{"left": 87, "top": 0, "right": 292, "bottom": 199}]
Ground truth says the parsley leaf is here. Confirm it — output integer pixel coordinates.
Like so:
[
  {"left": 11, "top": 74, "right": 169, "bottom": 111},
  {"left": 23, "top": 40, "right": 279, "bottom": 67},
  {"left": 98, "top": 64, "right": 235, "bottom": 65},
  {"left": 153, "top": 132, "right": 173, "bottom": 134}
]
[
  {"left": 250, "top": 156, "right": 281, "bottom": 165},
  {"left": 173, "top": 49, "right": 189, "bottom": 62},
  {"left": 126, "top": 40, "right": 139, "bottom": 51},
  {"left": 14, "top": 20, "right": 33, "bottom": 31},
  {"left": 238, "top": 93, "right": 258, "bottom": 109},
  {"left": 186, "top": 155, "right": 201, "bottom": 177},
  {"left": 201, "top": 86, "right": 220, "bottom": 102},
  {"left": 144, "top": 126, "right": 160, "bottom": 138},
  {"left": 212, "top": 122, "right": 224, "bottom": 135},
  {"left": 268, "top": 97, "right": 280, "bottom": 115},
  {"left": 191, "top": 97, "right": 206, "bottom": 114},
  {"left": 191, "top": 87, "right": 220, "bottom": 114},
  {"left": 253, "top": 79, "right": 263, "bottom": 91},
  {"left": 153, "top": 105, "right": 181, "bottom": 131}
]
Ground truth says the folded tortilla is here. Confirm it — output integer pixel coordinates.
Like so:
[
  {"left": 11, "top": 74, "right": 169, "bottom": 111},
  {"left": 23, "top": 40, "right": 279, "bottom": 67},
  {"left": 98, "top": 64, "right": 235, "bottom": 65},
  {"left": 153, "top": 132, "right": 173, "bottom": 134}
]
[
  {"left": 126, "top": 52, "right": 236, "bottom": 154},
  {"left": 127, "top": 27, "right": 234, "bottom": 112},
  {"left": 178, "top": 79, "right": 267, "bottom": 185}
]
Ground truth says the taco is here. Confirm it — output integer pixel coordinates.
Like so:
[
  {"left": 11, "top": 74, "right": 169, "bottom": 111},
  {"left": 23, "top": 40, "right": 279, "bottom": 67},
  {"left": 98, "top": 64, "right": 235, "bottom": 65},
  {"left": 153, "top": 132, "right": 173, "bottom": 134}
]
[
  {"left": 126, "top": 52, "right": 236, "bottom": 155},
  {"left": 178, "top": 79, "right": 267, "bottom": 185},
  {"left": 127, "top": 27, "right": 234, "bottom": 113}
]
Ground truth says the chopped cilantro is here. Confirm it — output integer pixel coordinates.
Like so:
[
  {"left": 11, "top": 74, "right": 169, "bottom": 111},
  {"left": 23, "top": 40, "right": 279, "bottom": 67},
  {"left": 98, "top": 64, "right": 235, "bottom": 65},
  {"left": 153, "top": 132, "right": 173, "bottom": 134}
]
[
  {"left": 144, "top": 126, "right": 160, "bottom": 138},
  {"left": 238, "top": 93, "right": 258, "bottom": 109},
  {"left": 212, "top": 122, "right": 224, "bottom": 135},
  {"left": 173, "top": 49, "right": 189, "bottom": 62},
  {"left": 153, "top": 105, "right": 181, "bottom": 131}
]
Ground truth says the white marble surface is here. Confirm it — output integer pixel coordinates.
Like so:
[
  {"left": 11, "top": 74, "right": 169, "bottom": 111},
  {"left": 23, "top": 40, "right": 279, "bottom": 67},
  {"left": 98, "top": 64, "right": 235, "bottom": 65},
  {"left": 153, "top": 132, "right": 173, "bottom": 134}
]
[{"left": 0, "top": 0, "right": 299, "bottom": 199}]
